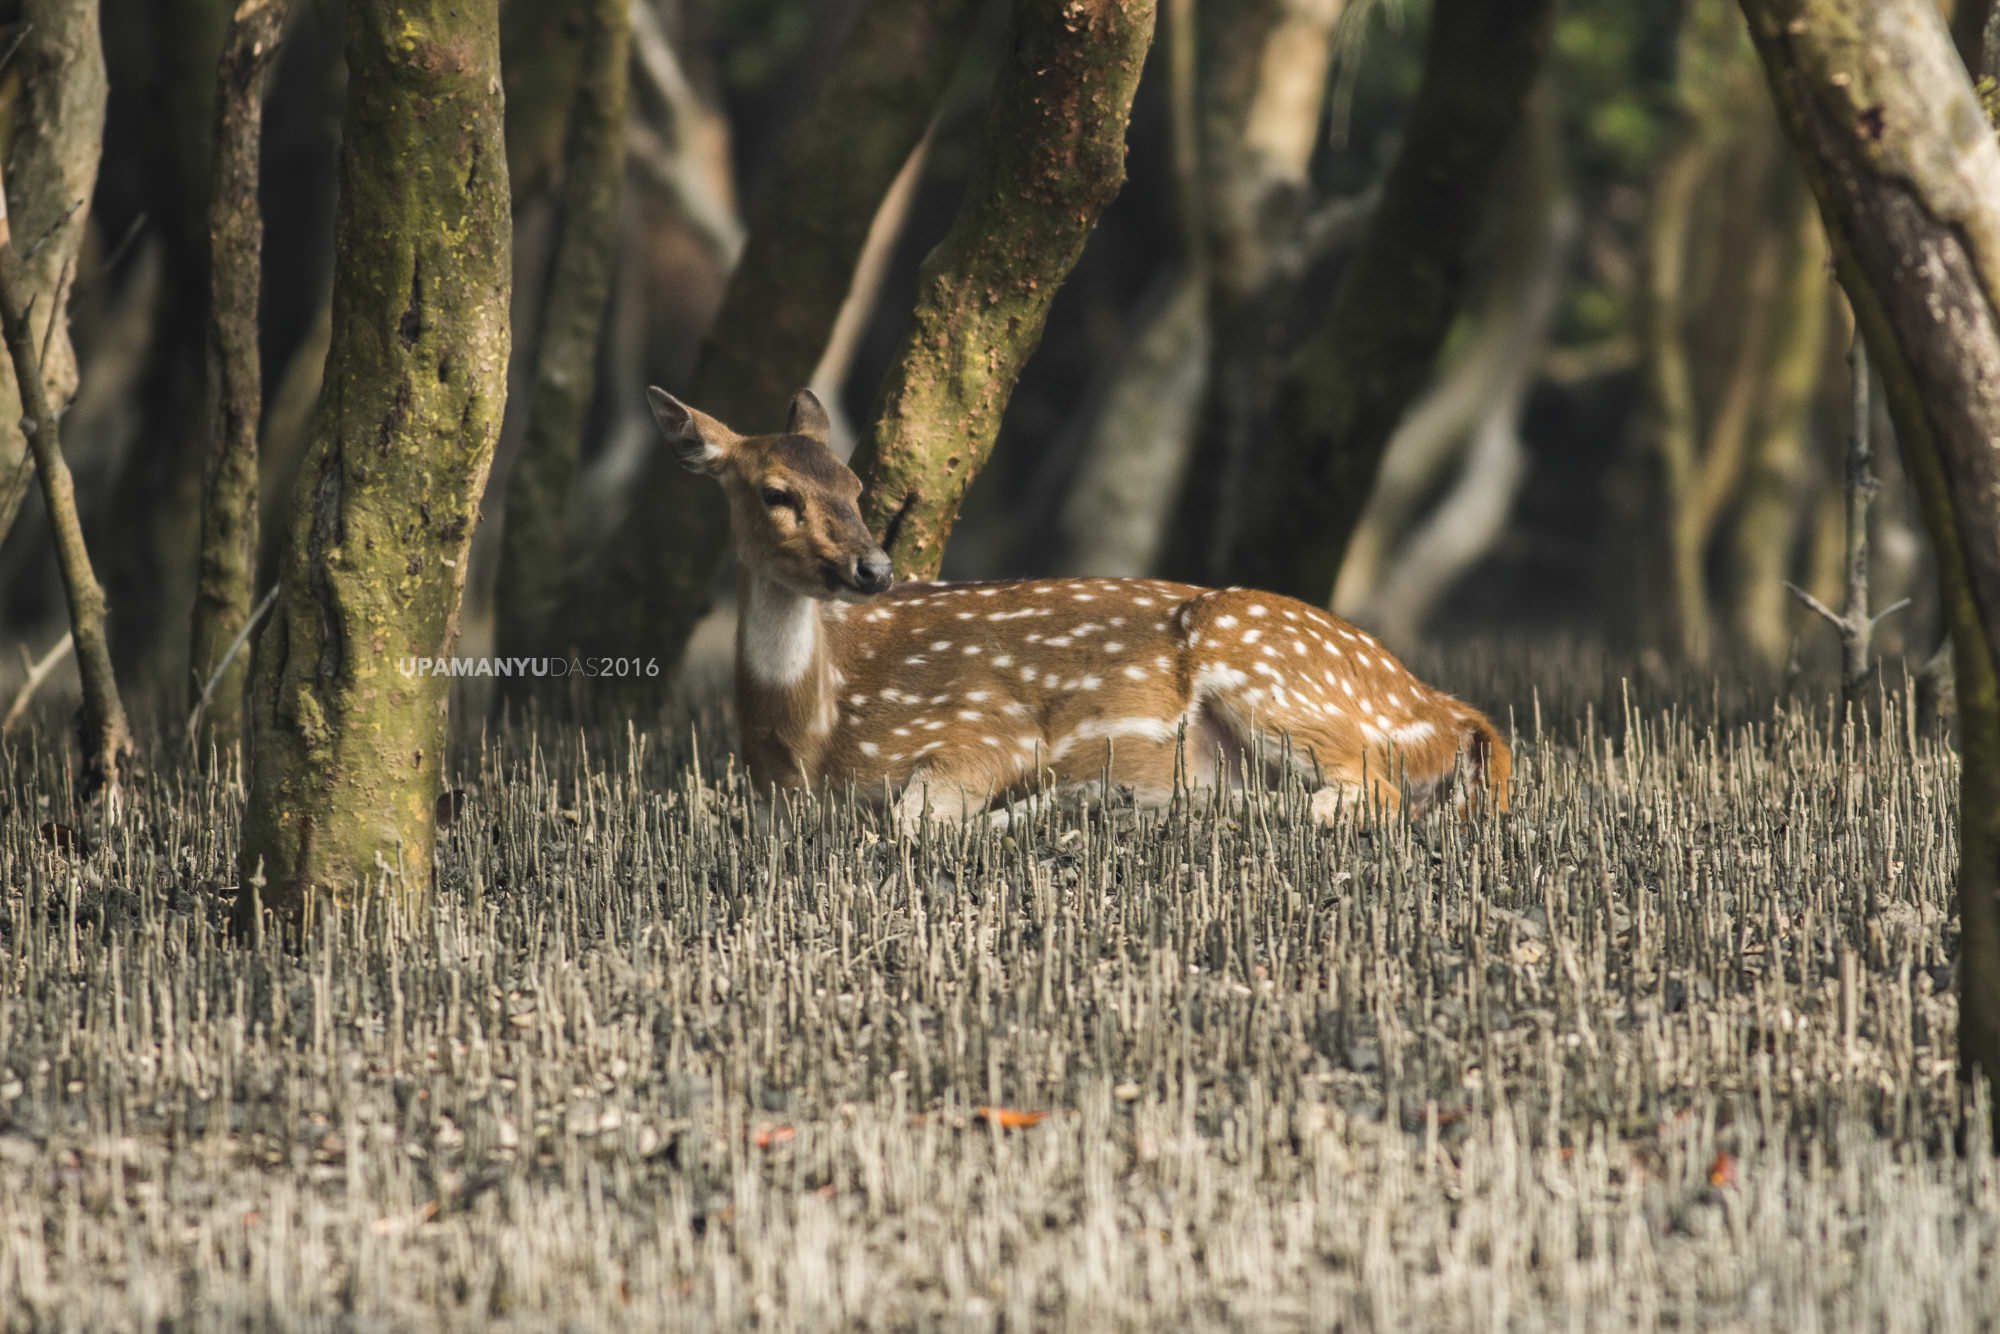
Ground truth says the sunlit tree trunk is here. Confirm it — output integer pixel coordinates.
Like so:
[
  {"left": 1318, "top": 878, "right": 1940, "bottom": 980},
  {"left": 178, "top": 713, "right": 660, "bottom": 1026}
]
[
  {"left": 1739, "top": 0, "right": 2000, "bottom": 1119},
  {"left": 239, "top": 0, "right": 510, "bottom": 933},
  {"left": 851, "top": 0, "right": 1158, "bottom": 576}
]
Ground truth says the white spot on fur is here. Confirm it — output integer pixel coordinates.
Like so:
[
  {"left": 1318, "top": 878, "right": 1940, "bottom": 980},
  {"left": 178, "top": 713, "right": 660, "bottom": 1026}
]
[
  {"left": 1123, "top": 665, "right": 1148, "bottom": 681},
  {"left": 967, "top": 690, "right": 990, "bottom": 702},
  {"left": 1243, "top": 628, "right": 1263, "bottom": 644},
  {"left": 1249, "top": 604, "right": 1267, "bottom": 617},
  {"left": 1217, "top": 615, "right": 1239, "bottom": 629},
  {"left": 931, "top": 640, "right": 952, "bottom": 652},
  {"left": 858, "top": 740, "right": 880, "bottom": 757},
  {"left": 1103, "top": 641, "right": 1124, "bottom": 653}
]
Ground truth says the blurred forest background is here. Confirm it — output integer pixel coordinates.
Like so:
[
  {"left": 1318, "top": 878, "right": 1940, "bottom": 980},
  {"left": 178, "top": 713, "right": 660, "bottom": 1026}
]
[{"left": 0, "top": 0, "right": 1944, "bottom": 722}]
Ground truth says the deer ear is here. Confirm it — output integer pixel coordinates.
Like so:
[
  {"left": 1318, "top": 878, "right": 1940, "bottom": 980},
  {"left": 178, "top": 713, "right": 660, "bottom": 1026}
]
[
  {"left": 785, "top": 388, "right": 831, "bottom": 443},
  {"left": 648, "top": 386, "right": 732, "bottom": 474}
]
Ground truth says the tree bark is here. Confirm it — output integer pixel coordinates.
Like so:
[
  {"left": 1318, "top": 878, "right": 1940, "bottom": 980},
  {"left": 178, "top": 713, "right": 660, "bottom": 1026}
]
[
  {"left": 191, "top": 0, "right": 290, "bottom": 752},
  {"left": 1204, "top": 0, "right": 1556, "bottom": 602},
  {"left": 0, "top": 0, "right": 108, "bottom": 549},
  {"left": 495, "top": 0, "right": 629, "bottom": 661},
  {"left": 1737, "top": 0, "right": 2000, "bottom": 1118},
  {"left": 1954, "top": 0, "right": 2000, "bottom": 82},
  {"left": 593, "top": 0, "right": 983, "bottom": 671},
  {"left": 0, "top": 179, "right": 133, "bottom": 796},
  {"left": 1153, "top": 0, "right": 1343, "bottom": 582},
  {"left": 851, "top": 0, "right": 1159, "bottom": 577},
  {"left": 238, "top": 0, "right": 510, "bottom": 933}
]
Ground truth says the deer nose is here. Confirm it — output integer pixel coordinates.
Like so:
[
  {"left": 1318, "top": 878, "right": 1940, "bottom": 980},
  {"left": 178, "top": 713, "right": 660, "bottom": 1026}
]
[{"left": 857, "top": 550, "right": 894, "bottom": 594}]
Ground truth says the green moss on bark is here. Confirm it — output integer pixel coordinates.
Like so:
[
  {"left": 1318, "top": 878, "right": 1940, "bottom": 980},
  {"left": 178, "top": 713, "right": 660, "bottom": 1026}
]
[
  {"left": 851, "top": 0, "right": 1158, "bottom": 578},
  {"left": 239, "top": 0, "right": 511, "bottom": 932}
]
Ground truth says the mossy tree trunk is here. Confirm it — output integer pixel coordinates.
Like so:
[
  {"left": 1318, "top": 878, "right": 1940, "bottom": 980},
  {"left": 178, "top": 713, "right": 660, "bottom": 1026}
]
[
  {"left": 851, "top": 0, "right": 1158, "bottom": 577},
  {"left": 1738, "top": 0, "right": 2000, "bottom": 1118},
  {"left": 191, "top": 0, "right": 290, "bottom": 752},
  {"left": 594, "top": 0, "right": 983, "bottom": 671},
  {"left": 1199, "top": 0, "right": 1554, "bottom": 602},
  {"left": 238, "top": 0, "right": 510, "bottom": 934},
  {"left": 495, "top": 0, "right": 629, "bottom": 662},
  {"left": 0, "top": 0, "right": 108, "bottom": 549}
]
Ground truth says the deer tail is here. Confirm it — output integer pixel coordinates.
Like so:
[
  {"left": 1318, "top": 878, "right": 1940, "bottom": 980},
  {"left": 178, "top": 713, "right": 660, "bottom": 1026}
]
[{"left": 1457, "top": 710, "right": 1512, "bottom": 812}]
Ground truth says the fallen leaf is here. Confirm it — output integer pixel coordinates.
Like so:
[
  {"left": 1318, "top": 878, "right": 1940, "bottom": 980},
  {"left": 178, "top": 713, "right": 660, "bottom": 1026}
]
[
  {"left": 976, "top": 1106, "right": 1051, "bottom": 1130},
  {"left": 1709, "top": 1151, "right": 1738, "bottom": 1188}
]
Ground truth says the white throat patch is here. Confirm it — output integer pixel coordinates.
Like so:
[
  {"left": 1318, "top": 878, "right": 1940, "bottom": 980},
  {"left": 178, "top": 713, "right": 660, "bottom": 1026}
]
[{"left": 740, "top": 578, "right": 820, "bottom": 686}]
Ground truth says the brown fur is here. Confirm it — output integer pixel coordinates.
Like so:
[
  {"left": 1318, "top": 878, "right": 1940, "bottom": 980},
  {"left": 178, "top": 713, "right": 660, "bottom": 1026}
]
[{"left": 649, "top": 387, "right": 1511, "bottom": 823}]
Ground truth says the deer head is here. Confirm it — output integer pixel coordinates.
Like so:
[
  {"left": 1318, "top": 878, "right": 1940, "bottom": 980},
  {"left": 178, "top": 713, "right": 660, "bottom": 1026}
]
[{"left": 647, "top": 385, "right": 893, "bottom": 602}]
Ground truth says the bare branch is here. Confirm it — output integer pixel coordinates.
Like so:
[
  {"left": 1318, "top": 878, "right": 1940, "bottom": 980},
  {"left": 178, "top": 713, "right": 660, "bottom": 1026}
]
[{"left": 1, "top": 629, "right": 72, "bottom": 734}]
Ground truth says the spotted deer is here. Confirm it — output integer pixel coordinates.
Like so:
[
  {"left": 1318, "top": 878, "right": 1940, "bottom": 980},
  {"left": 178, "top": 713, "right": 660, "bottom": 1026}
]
[{"left": 651, "top": 386, "right": 1510, "bottom": 826}]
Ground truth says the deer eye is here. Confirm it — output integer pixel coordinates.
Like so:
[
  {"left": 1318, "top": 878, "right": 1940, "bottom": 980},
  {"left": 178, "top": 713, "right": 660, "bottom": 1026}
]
[{"left": 760, "top": 486, "right": 795, "bottom": 510}]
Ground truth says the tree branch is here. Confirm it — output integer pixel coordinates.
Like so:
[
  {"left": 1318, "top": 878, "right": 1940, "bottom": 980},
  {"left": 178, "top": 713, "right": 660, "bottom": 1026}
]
[{"left": 0, "top": 164, "right": 133, "bottom": 795}]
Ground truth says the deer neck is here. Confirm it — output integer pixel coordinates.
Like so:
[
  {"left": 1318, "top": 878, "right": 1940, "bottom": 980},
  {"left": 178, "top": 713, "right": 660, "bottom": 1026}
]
[{"left": 733, "top": 567, "right": 841, "bottom": 786}]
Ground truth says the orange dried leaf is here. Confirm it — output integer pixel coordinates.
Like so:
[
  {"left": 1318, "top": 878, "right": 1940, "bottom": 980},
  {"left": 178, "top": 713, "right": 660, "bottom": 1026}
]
[
  {"left": 1709, "top": 1151, "right": 1738, "bottom": 1188},
  {"left": 975, "top": 1105, "right": 1051, "bottom": 1130},
  {"left": 752, "top": 1125, "right": 797, "bottom": 1149}
]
